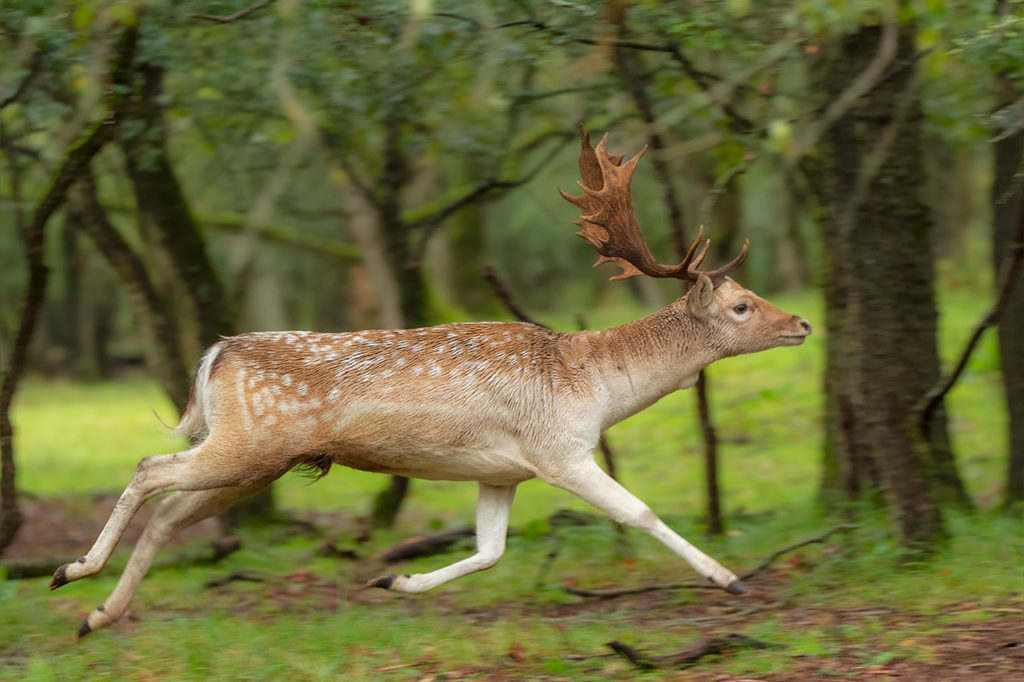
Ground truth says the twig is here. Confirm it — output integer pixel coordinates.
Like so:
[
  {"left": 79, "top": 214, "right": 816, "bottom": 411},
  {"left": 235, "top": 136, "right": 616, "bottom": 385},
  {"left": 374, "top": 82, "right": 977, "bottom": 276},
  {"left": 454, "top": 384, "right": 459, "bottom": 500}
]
[
  {"left": 737, "top": 523, "right": 858, "bottom": 581},
  {"left": 412, "top": 132, "right": 572, "bottom": 240},
  {"left": 564, "top": 524, "right": 858, "bottom": 598},
  {"left": 191, "top": 0, "right": 278, "bottom": 24},
  {"left": 0, "top": 52, "right": 43, "bottom": 111},
  {"left": 608, "top": 633, "right": 782, "bottom": 669},
  {"left": 918, "top": 207, "right": 1024, "bottom": 434},
  {"left": 481, "top": 266, "right": 548, "bottom": 329}
]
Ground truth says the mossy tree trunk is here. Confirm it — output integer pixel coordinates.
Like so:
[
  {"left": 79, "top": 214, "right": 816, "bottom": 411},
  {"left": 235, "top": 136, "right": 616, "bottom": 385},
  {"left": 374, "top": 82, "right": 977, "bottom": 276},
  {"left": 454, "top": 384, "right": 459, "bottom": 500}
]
[
  {"left": 0, "top": 120, "right": 117, "bottom": 554},
  {"left": 993, "top": 74, "right": 1024, "bottom": 511},
  {"left": 813, "top": 22, "right": 966, "bottom": 548},
  {"left": 71, "top": 170, "right": 192, "bottom": 414}
]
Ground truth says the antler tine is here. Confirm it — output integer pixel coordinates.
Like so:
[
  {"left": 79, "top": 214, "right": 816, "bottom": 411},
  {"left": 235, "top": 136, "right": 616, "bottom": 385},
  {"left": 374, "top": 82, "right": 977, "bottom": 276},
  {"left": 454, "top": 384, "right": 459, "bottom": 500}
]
[
  {"left": 683, "top": 225, "right": 708, "bottom": 271},
  {"left": 689, "top": 239, "right": 750, "bottom": 285}
]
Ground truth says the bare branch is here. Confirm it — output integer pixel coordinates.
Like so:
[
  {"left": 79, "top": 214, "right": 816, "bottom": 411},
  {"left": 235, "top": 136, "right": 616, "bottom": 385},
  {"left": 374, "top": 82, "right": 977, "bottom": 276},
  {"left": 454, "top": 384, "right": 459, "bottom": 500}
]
[
  {"left": 191, "top": 0, "right": 278, "bottom": 24},
  {"left": 319, "top": 126, "right": 375, "bottom": 203},
  {"left": 918, "top": 205, "right": 1024, "bottom": 433},
  {"left": 481, "top": 266, "right": 548, "bottom": 329},
  {"left": 410, "top": 131, "right": 572, "bottom": 244},
  {"left": 664, "top": 43, "right": 756, "bottom": 134},
  {"left": 0, "top": 51, "right": 42, "bottom": 111},
  {"left": 737, "top": 524, "right": 858, "bottom": 582},
  {"left": 564, "top": 524, "right": 859, "bottom": 598}
]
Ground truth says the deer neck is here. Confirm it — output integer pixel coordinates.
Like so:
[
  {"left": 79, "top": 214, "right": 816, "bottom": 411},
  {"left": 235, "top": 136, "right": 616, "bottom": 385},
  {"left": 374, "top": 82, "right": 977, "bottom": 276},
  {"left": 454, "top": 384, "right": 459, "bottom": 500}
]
[{"left": 574, "top": 300, "right": 717, "bottom": 429}]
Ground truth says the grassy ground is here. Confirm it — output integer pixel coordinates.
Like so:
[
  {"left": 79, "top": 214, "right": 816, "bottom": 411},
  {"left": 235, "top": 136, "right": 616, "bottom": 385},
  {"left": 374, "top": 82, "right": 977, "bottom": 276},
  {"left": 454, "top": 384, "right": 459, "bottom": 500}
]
[{"left": 2, "top": 288, "right": 1022, "bottom": 679}]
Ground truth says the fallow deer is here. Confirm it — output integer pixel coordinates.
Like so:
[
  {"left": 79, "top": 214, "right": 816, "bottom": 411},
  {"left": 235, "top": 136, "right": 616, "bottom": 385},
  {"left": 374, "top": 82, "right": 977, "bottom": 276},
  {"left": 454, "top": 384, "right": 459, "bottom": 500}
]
[{"left": 51, "top": 128, "right": 810, "bottom": 638}]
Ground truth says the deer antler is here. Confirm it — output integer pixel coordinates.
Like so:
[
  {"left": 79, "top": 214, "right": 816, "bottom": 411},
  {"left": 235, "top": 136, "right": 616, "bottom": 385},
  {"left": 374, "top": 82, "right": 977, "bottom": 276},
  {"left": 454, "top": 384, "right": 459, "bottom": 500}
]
[{"left": 560, "top": 126, "right": 749, "bottom": 285}]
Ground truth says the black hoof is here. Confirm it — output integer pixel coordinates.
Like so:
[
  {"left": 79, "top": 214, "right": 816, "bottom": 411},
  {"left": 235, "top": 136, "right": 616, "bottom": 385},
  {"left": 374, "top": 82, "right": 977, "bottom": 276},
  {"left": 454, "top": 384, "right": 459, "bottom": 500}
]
[
  {"left": 50, "top": 564, "right": 69, "bottom": 590},
  {"left": 725, "top": 578, "right": 748, "bottom": 595},
  {"left": 366, "top": 573, "right": 398, "bottom": 590},
  {"left": 76, "top": 617, "right": 93, "bottom": 640}
]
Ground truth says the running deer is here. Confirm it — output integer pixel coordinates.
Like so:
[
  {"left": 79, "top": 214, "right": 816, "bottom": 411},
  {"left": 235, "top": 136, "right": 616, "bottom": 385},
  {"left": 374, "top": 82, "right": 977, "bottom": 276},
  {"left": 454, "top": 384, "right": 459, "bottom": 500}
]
[{"left": 51, "top": 129, "right": 810, "bottom": 638}]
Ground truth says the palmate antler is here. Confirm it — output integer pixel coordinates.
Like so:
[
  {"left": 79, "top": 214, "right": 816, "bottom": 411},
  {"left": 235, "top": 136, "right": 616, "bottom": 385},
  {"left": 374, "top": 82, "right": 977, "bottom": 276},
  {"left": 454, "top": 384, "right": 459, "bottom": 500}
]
[{"left": 559, "top": 125, "right": 748, "bottom": 285}]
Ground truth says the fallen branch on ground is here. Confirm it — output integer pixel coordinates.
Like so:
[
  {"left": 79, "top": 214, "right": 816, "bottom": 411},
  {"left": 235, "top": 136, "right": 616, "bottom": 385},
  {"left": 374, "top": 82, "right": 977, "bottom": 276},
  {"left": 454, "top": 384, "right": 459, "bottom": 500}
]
[
  {"left": 565, "top": 524, "right": 858, "bottom": 598},
  {"left": 379, "top": 527, "right": 475, "bottom": 564},
  {"left": 607, "top": 633, "right": 783, "bottom": 669},
  {"left": 203, "top": 570, "right": 271, "bottom": 589},
  {"left": 2, "top": 536, "right": 242, "bottom": 580},
  {"left": 737, "top": 523, "right": 858, "bottom": 582}
]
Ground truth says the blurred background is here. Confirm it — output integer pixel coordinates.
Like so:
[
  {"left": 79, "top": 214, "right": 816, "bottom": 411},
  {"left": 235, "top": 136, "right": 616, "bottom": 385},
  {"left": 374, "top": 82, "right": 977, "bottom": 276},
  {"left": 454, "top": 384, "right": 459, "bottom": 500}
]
[{"left": 0, "top": 0, "right": 1022, "bottom": 676}]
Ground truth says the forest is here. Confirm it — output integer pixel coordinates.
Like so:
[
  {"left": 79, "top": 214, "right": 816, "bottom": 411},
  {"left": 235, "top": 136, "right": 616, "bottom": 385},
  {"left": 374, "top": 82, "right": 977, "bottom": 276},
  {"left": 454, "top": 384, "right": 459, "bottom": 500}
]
[{"left": 1, "top": 0, "right": 1022, "bottom": 679}]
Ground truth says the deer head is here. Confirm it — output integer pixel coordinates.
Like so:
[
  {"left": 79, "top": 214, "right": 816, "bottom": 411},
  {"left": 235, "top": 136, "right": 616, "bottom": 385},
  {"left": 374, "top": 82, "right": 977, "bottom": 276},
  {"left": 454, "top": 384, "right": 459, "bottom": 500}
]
[{"left": 559, "top": 127, "right": 811, "bottom": 357}]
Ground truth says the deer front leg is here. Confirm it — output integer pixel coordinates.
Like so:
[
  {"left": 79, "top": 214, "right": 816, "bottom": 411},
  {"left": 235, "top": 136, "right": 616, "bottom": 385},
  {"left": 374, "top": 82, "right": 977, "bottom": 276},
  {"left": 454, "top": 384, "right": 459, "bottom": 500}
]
[
  {"left": 77, "top": 481, "right": 270, "bottom": 639},
  {"left": 543, "top": 457, "right": 746, "bottom": 594},
  {"left": 367, "top": 482, "right": 517, "bottom": 593}
]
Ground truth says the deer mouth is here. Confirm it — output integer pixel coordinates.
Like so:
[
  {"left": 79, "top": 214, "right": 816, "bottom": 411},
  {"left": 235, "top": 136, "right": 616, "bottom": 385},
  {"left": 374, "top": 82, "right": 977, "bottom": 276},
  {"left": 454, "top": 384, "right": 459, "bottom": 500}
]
[{"left": 777, "top": 334, "right": 808, "bottom": 345}]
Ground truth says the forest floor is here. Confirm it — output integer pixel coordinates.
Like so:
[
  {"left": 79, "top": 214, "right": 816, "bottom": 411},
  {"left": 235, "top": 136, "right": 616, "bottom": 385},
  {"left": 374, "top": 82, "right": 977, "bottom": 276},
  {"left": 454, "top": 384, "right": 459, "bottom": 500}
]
[{"left": 4, "top": 493, "right": 1022, "bottom": 680}]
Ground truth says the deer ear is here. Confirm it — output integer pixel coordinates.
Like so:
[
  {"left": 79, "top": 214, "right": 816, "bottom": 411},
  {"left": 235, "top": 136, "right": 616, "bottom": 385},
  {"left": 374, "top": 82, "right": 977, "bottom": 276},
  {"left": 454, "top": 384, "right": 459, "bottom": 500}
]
[{"left": 687, "top": 274, "right": 715, "bottom": 318}]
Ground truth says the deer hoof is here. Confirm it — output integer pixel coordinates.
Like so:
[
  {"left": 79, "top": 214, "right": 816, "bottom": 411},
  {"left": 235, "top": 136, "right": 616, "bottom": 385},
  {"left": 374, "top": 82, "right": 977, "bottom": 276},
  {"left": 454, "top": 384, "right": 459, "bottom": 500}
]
[
  {"left": 725, "top": 578, "right": 748, "bottom": 595},
  {"left": 50, "top": 564, "right": 70, "bottom": 590},
  {"left": 366, "top": 573, "right": 398, "bottom": 590},
  {"left": 76, "top": 617, "right": 93, "bottom": 640}
]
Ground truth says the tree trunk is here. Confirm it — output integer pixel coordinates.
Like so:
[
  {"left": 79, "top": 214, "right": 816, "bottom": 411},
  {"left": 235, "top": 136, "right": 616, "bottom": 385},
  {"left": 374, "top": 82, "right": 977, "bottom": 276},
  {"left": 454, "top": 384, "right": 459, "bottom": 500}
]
[
  {"left": 993, "top": 75, "right": 1024, "bottom": 510},
  {"left": 71, "top": 170, "right": 191, "bottom": 413},
  {"left": 118, "top": 59, "right": 274, "bottom": 525},
  {"left": 117, "top": 62, "right": 234, "bottom": 350},
  {"left": 0, "top": 119, "right": 115, "bottom": 554},
  {"left": 814, "top": 23, "right": 959, "bottom": 548}
]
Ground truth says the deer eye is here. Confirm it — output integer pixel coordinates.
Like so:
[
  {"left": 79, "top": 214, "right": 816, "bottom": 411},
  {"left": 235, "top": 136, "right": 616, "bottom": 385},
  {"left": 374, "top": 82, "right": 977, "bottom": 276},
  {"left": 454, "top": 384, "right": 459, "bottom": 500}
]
[{"left": 733, "top": 304, "right": 749, "bottom": 314}]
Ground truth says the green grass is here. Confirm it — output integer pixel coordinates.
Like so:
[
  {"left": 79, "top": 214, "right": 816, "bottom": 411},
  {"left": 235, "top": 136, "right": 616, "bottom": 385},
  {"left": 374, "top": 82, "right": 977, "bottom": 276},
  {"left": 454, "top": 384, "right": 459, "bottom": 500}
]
[{"left": 2, "top": 287, "right": 1020, "bottom": 679}]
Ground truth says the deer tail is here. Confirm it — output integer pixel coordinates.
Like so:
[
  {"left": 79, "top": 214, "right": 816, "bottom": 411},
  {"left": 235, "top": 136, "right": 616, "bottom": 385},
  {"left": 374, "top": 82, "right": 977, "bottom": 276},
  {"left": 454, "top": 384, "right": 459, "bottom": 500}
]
[{"left": 171, "top": 343, "right": 224, "bottom": 443}]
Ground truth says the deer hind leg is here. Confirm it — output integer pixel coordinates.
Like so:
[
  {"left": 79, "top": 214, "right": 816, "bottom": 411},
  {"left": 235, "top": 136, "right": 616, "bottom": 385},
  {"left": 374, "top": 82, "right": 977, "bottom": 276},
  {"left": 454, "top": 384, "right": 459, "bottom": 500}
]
[
  {"left": 51, "top": 443, "right": 266, "bottom": 590},
  {"left": 543, "top": 457, "right": 746, "bottom": 594},
  {"left": 77, "top": 481, "right": 270, "bottom": 639},
  {"left": 367, "top": 482, "right": 517, "bottom": 594}
]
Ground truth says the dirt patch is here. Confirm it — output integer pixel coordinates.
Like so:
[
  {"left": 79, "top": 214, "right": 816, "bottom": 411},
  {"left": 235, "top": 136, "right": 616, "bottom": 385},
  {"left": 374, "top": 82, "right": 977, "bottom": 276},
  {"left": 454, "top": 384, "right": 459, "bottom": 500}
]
[{"left": 2, "top": 492, "right": 219, "bottom": 561}]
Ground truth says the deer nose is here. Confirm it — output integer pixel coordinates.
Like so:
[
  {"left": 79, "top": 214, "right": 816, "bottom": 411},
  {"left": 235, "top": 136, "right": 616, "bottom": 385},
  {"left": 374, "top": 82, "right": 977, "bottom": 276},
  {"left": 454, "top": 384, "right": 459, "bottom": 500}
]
[{"left": 797, "top": 318, "right": 812, "bottom": 334}]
